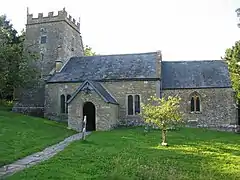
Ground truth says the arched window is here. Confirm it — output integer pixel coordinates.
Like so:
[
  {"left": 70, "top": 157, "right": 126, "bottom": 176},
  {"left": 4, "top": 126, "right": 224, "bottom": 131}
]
[
  {"left": 196, "top": 97, "right": 200, "bottom": 112},
  {"left": 190, "top": 97, "right": 195, "bottom": 112},
  {"left": 128, "top": 95, "right": 133, "bottom": 115},
  {"left": 135, "top": 95, "right": 140, "bottom": 114},
  {"left": 66, "top": 94, "right": 71, "bottom": 114},
  {"left": 127, "top": 94, "right": 141, "bottom": 115},
  {"left": 60, "top": 94, "right": 65, "bottom": 113},
  {"left": 190, "top": 92, "right": 201, "bottom": 113}
]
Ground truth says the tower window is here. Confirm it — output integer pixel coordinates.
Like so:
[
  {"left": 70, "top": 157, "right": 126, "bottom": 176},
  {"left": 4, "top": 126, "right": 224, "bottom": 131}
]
[
  {"left": 71, "top": 37, "right": 75, "bottom": 51},
  {"left": 40, "top": 36, "right": 47, "bottom": 44}
]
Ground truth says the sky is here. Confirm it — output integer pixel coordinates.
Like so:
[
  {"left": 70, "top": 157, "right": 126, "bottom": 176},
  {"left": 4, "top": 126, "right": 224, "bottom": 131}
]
[{"left": 1, "top": 0, "right": 240, "bottom": 60}]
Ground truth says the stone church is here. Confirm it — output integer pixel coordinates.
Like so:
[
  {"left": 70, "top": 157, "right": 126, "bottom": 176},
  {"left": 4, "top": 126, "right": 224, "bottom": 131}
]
[{"left": 13, "top": 8, "right": 239, "bottom": 132}]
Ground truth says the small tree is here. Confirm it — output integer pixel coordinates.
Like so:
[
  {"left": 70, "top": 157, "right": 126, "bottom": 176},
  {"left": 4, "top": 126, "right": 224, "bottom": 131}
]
[
  {"left": 140, "top": 95, "right": 183, "bottom": 146},
  {"left": 84, "top": 45, "right": 96, "bottom": 56}
]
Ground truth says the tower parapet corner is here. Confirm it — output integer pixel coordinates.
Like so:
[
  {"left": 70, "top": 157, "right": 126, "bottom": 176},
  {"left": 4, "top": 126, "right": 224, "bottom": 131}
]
[
  {"left": 156, "top": 50, "right": 162, "bottom": 61},
  {"left": 27, "top": 13, "right": 33, "bottom": 23},
  {"left": 57, "top": 8, "right": 68, "bottom": 18}
]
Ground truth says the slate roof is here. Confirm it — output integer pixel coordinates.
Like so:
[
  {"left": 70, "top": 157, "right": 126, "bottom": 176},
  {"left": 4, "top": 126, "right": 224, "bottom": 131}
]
[
  {"left": 67, "top": 80, "right": 118, "bottom": 105},
  {"left": 48, "top": 52, "right": 158, "bottom": 83},
  {"left": 161, "top": 60, "right": 232, "bottom": 89}
]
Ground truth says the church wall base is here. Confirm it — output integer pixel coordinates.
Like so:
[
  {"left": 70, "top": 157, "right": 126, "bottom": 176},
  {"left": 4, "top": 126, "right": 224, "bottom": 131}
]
[
  {"left": 12, "top": 106, "right": 44, "bottom": 117},
  {"left": 44, "top": 112, "right": 68, "bottom": 122},
  {"left": 194, "top": 124, "right": 240, "bottom": 133},
  {"left": 120, "top": 121, "right": 240, "bottom": 134}
]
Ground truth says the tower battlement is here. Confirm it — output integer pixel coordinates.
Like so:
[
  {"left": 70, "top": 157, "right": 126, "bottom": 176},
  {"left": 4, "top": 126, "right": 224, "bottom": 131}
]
[
  {"left": 236, "top": 8, "right": 240, "bottom": 28},
  {"left": 236, "top": 8, "right": 240, "bottom": 17},
  {"left": 27, "top": 8, "right": 80, "bottom": 32}
]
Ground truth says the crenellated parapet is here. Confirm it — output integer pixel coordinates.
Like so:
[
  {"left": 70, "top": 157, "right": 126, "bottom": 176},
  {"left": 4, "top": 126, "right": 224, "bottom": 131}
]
[
  {"left": 27, "top": 8, "right": 80, "bottom": 32},
  {"left": 236, "top": 8, "right": 240, "bottom": 17},
  {"left": 236, "top": 8, "right": 240, "bottom": 28}
]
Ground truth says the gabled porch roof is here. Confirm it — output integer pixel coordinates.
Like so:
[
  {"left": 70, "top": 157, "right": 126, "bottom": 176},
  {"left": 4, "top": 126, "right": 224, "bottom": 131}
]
[{"left": 67, "top": 80, "right": 118, "bottom": 105}]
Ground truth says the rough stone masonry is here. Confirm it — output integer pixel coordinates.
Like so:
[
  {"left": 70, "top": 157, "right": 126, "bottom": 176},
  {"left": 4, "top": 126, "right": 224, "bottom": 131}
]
[{"left": 13, "top": 8, "right": 239, "bottom": 132}]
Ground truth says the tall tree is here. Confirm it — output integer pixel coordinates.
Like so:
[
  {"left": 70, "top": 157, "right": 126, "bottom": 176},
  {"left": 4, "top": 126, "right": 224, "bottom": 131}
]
[
  {"left": 84, "top": 45, "right": 96, "bottom": 56},
  {"left": 223, "top": 40, "right": 240, "bottom": 100},
  {"left": 0, "top": 15, "right": 38, "bottom": 100},
  {"left": 0, "top": 15, "right": 18, "bottom": 44}
]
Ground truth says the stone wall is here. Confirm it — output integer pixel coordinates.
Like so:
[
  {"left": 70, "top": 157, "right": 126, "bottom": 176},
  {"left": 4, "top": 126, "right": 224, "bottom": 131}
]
[
  {"left": 102, "top": 80, "right": 159, "bottom": 125},
  {"left": 162, "top": 88, "right": 238, "bottom": 129},
  {"left": 13, "top": 8, "right": 84, "bottom": 117},
  {"left": 45, "top": 82, "right": 81, "bottom": 121},
  {"left": 45, "top": 81, "right": 238, "bottom": 131},
  {"left": 45, "top": 80, "right": 159, "bottom": 126},
  {"left": 68, "top": 91, "right": 118, "bottom": 131}
]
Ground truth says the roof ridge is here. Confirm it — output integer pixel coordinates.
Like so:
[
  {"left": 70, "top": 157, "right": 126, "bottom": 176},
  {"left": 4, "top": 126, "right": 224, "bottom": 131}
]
[
  {"left": 162, "top": 60, "right": 224, "bottom": 63},
  {"left": 77, "top": 51, "right": 158, "bottom": 58}
]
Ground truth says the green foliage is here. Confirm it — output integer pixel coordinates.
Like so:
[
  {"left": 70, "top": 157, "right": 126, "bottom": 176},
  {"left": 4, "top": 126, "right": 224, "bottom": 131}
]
[
  {"left": 223, "top": 40, "right": 240, "bottom": 100},
  {"left": 83, "top": 45, "right": 96, "bottom": 56},
  {"left": 140, "top": 95, "right": 183, "bottom": 129},
  {"left": 8, "top": 128, "right": 240, "bottom": 180},
  {"left": 0, "top": 99, "right": 13, "bottom": 111},
  {"left": 140, "top": 95, "right": 183, "bottom": 145},
  {"left": 0, "top": 15, "right": 38, "bottom": 100},
  {"left": 0, "top": 15, "right": 18, "bottom": 44},
  {"left": 0, "top": 111, "right": 75, "bottom": 166}
]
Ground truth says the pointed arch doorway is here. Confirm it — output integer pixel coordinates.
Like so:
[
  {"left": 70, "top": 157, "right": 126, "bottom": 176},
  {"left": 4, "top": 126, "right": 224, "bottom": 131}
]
[{"left": 83, "top": 102, "right": 96, "bottom": 131}]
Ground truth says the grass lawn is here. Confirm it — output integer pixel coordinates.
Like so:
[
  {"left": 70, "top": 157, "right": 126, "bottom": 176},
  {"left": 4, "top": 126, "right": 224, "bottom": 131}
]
[
  {"left": 0, "top": 110, "right": 76, "bottom": 166},
  {"left": 7, "top": 127, "right": 240, "bottom": 180}
]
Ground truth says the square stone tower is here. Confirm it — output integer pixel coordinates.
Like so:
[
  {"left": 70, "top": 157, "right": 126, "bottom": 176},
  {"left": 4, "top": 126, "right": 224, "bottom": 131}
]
[{"left": 12, "top": 8, "right": 84, "bottom": 116}]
